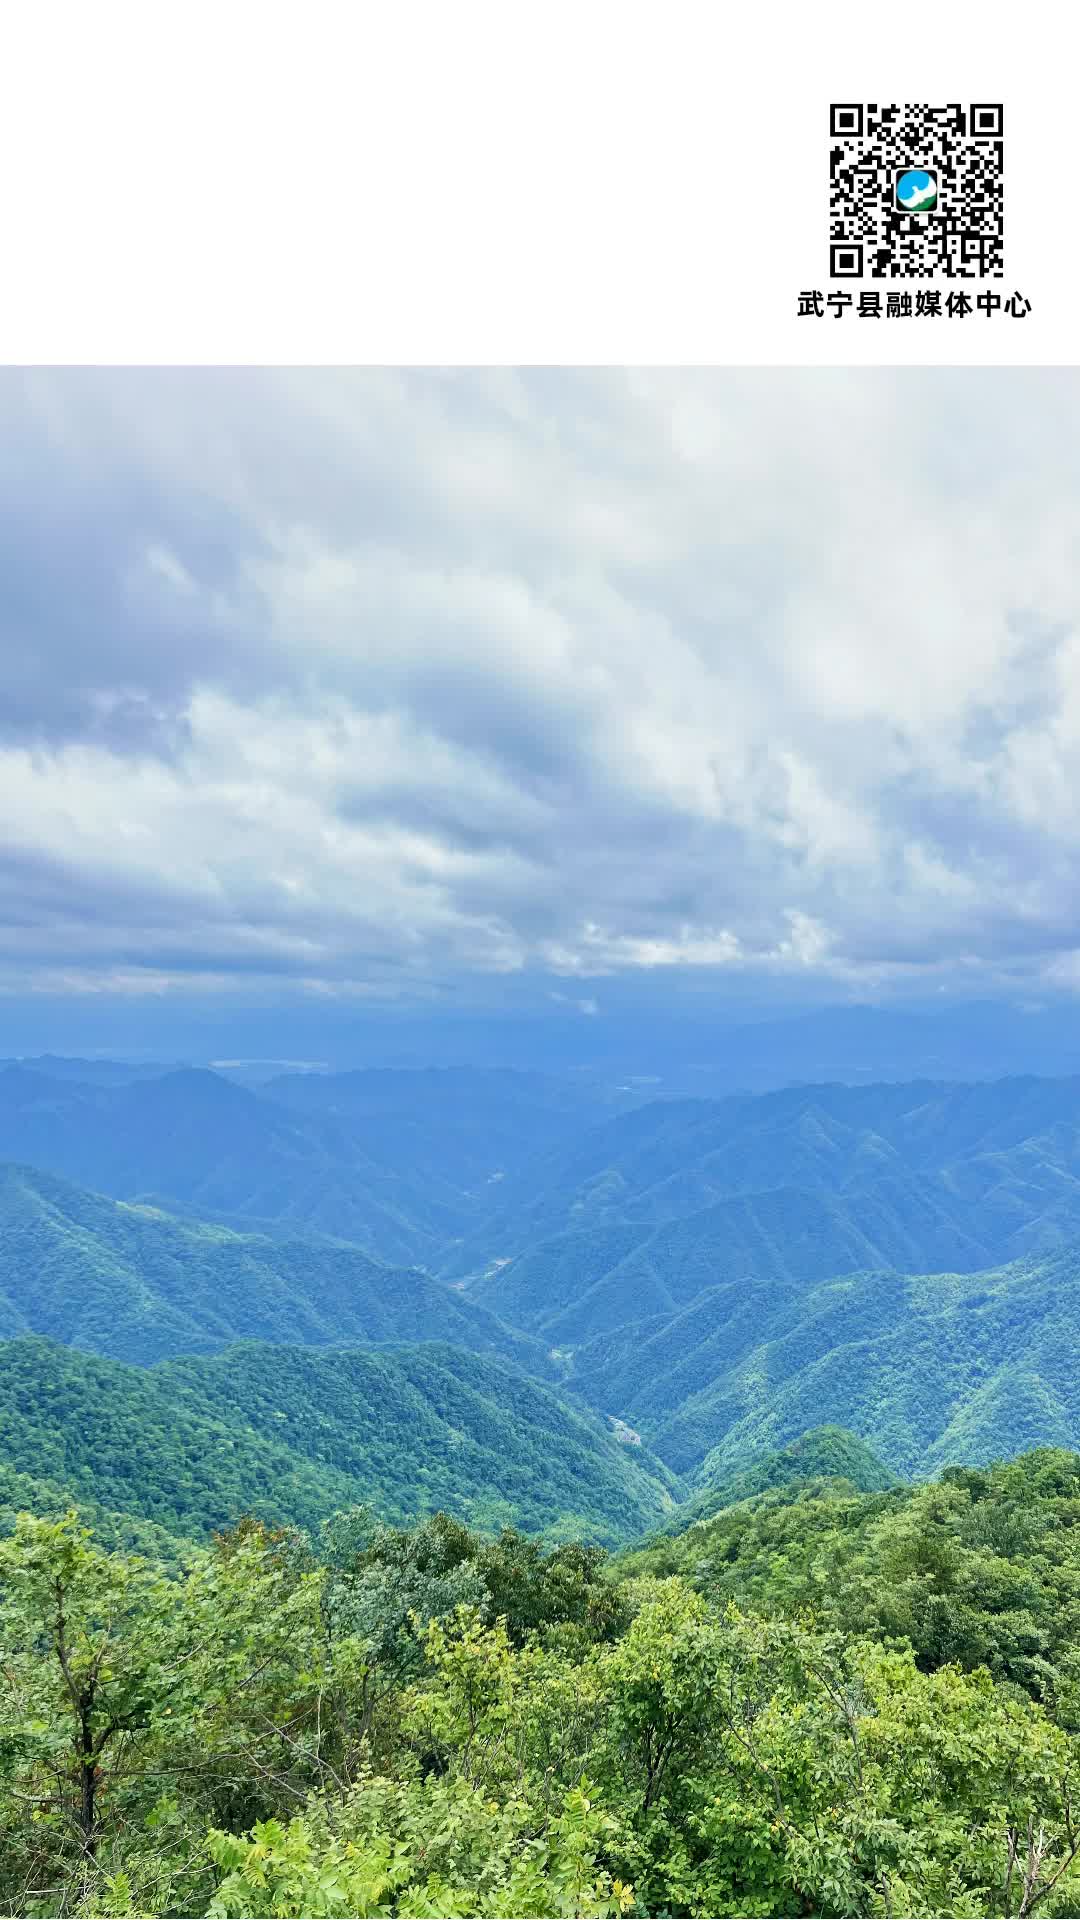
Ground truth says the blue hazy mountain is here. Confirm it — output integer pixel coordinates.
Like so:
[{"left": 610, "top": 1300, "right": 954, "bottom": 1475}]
[
  {"left": 9, "top": 997, "right": 1080, "bottom": 1087},
  {"left": 0, "top": 1064, "right": 633, "bottom": 1268}
]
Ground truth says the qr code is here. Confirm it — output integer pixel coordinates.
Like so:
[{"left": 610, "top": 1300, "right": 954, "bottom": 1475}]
[{"left": 830, "top": 104, "right": 1003, "bottom": 279}]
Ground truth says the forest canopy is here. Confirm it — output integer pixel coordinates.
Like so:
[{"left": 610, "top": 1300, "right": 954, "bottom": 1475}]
[{"left": 5, "top": 1448, "right": 1080, "bottom": 1917}]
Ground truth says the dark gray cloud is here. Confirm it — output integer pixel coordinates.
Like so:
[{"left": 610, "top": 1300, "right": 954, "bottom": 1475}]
[{"left": 4, "top": 368, "right": 1080, "bottom": 1018}]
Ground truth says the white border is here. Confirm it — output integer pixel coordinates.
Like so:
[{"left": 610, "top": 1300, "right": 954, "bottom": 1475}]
[{"left": 0, "top": 1, "right": 1074, "bottom": 363}]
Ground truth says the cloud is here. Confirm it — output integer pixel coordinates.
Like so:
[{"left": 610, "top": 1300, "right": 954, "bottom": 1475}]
[{"left": 3, "top": 367, "right": 1080, "bottom": 1014}]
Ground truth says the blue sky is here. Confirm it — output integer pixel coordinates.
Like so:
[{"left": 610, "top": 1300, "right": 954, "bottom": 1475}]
[{"left": 3, "top": 367, "right": 1080, "bottom": 1059}]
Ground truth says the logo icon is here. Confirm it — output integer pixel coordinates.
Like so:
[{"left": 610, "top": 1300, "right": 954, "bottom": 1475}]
[{"left": 895, "top": 167, "right": 938, "bottom": 212}]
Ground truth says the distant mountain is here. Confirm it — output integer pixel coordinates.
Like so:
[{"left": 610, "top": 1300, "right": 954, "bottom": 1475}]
[
  {"left": 0, "top": 1054, "right": 190, "bottom": 1086},
  {"left": 0, "top": 1160, "right": 549, "bottom": 1371},
  {"left": 265, "top": 1065, "right": 639, "bottom": 1193},
  {"left": 9, "top": 1060, "right": 1080, "bottom": 1521},
  {"left": 565, "top": 1246, "right": 1080, "bottom": 1483},
  {"left": 14, "top": 1063, "right": 1080, "bottom": 1300},
  {"left": 0, "top": 1065, "right": 472, "bottom": 1267},
  {"left": 0, "top": 1336, "right": 681, "bottom": 1546},
  {"left": 443, "top": 1076, "right": 1080, "bottom": 1280},
  {"left": 468, "top": 1178, "right": 1003, "bottom": 1345},
  {"left": 0, "top": 1063, "right": 636, "bottom": 1268},
  {"left": 452, "top": 1079, "right": 1080, "bottom": 1341},
  {"left": 14, "top": 997, "right": 1080, "bottom": 1088},
  {"left": 708, "top": 1000, "right": 1080, "bottom": 1091}
]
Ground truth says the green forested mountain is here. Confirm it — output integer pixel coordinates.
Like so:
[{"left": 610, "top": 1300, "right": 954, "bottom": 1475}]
[
  {"left": 565, "top": 1245, "right": 1080, "bottom": 1481},
  {"left": 0, "top": 1457, "right": 192, "bottom": 1563},
  {"left": 8, "top": 1070, "right": 1080, "bottom": 1524},
  {"left": 468, "top": 1177, "right": 998, "bottom": 1343},
  {"left": 0, "top": 1335, "right": 679, "bottom": 1546},
  {"left": 10, "top": 1062, "right": 1080, "bottom": 1314},
  {"left": 0, "top": 1160, "right": 548, "bottom": 1369},
  {"left": 621, "top": 1446, "right": 1080, "bottom": 1719},
  {"left": 443, "top": 1073, "right": 1080, "bottom": 1282},
  {"left": 654, "top": 1423, "right": 897, "bottom": 1533},
  {"left": 7, "top": 1056, "right": 1080, "bottom": 1914}
]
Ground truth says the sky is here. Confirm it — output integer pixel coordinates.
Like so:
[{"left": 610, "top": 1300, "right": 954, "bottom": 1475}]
[{"left": 4, "top": 366, "right": 1080, "bottom": 1062}]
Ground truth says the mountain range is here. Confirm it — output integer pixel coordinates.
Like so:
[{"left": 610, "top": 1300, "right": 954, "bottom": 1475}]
[
  {"left": 564, "top": 1246, "right": 1080, "bottom": 1480},
  {"left": 0, "top": 1063, "right": 632, "bottom": 1268},
  {"left": 445, "top": 1075, "right": 1080, "bottom": 1281},
  {"left": 0, "top": 1159, "right": 549, "bottom": 1371},
  {"left": 4, "top": 1059, "right": 1080, "bottom": 1543}
]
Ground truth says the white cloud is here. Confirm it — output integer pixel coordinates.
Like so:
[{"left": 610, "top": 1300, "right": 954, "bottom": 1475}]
[{"left": 3, "top": 368, "right": 1080, "bottom": 1005}]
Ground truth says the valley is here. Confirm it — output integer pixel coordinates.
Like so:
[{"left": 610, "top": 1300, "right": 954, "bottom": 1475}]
[
  {"left": 5, "top": 1057, "right": 1080, "bottom": 1534},
  {"left": 7, "top": 1051, "right": 1080, "bottom": 1918}
]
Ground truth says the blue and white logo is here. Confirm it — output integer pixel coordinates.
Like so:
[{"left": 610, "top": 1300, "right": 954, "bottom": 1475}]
[{"left": 895, "top": 168, "right": 938, "bottom": 212}]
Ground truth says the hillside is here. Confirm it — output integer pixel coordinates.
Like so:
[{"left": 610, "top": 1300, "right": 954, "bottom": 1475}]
[
  {"left": 468, "top": 1177, "right": 996, "bottom": 1344},
  {"left": 616, "top": 1445, "right": 1080, "bottom": 1705},
  {"left": 0, "top": 1336, "right": 680, "bottom": 1546},
  {"left": 443, "top": 1074, "right": 1080, "bottom": 1283},
  {"left": 0, "top": 1456, "right": 192, "bottom": 1563},
  {"left": 0, "top": 1160, "right": 549, "bottom": 1370},
  {"left": 654, "top": 1424, "right": 897, "bottom": 1533},
  {"left": 564, "top": 1245, "right": 1080, "bottom": 1481},
  {"left": 8, "top": 1445, "right": 1080, "bottom": 1919}
]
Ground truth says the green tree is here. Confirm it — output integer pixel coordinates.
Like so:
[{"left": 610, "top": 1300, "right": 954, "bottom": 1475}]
[
  {"left": 0, "top": 1513, "right": 190, "bottom": 1909},
  {"left": 206, "top": 1775, "right": 635, "bottom": 1919}
]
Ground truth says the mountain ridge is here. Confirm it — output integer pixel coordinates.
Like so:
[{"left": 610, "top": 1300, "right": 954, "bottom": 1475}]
[
  {"left": 0, "top": 1334, "right": 680, "bottom": 1546},
  {"left": 0, "top": 1159, "right": 550, "bottom": 1372}
]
